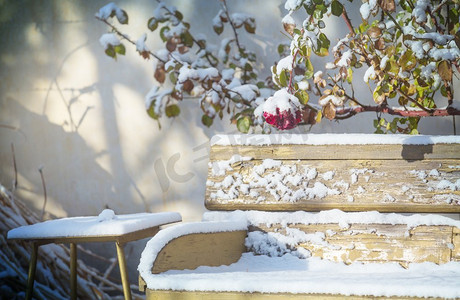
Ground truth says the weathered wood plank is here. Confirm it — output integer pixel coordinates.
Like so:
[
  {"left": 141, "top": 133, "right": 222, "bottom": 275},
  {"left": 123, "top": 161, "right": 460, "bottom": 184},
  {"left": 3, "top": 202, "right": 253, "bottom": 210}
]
[
  {"left": 146, "top": 289, "right": 447, "bottom": 300},
  {"left": 251, "top": 224, "right": 455, "bottom": 265},
  {"left": 152, "top": 231, "right": 247, "bottom": 274},
  {"left": 453, "top": 227, "right": 460, "bottom": 261},
  {"left": 211, "top": 144, "right": 460, "bottom": 161},
  {"left": 206, "top": 159, "right": 460, "bottom": 212}
]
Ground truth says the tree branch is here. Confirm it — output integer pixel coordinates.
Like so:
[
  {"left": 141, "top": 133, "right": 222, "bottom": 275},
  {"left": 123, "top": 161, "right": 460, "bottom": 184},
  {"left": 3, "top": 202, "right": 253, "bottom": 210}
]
[
  {"left": 335, "top": 106, "right": 460, "bottom": 118},
  {"left": 95, "top": 16, "right": 167, "bottom": 64},
  {"left": 158, "top": 3, "right": 218, "bottom": 67},
  {"left": 341, "top": 8, "right": 354, "bottom": 36}
]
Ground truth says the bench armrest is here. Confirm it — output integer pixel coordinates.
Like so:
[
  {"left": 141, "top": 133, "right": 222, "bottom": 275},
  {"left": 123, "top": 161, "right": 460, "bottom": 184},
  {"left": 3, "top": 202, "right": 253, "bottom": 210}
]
[{"left": 138, "top": 221, "right": 247, "bottom": 292}]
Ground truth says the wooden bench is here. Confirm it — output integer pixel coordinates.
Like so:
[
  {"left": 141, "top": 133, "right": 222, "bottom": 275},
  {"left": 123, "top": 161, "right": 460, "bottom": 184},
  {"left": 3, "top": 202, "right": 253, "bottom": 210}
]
[{"left": 139, "top": 134, "right": 460, "bottom": 299}]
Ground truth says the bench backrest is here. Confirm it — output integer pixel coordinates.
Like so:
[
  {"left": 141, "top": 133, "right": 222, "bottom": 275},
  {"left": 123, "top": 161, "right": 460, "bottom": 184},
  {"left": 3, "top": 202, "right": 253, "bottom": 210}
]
[{"left": 206, "top": 134, "right": 460, "bottom": 213}]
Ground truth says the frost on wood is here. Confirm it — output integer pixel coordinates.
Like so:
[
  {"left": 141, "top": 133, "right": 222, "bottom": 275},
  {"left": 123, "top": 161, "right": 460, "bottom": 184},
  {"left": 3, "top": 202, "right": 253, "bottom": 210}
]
[{"left": 206, "top": 155, "right": 460, "bottom": 208}]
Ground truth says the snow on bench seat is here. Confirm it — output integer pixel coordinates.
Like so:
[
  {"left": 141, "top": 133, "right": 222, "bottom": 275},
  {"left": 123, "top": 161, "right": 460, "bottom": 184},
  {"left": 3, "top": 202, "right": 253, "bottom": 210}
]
[{"left": 140, "top": 252, "right": 460, "bottom": 298}]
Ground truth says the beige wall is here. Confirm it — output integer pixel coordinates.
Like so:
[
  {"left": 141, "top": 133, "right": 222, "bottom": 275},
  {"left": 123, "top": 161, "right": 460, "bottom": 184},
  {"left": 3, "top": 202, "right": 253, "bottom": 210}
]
[{"left": 0, "top": 0, "right": 458, "bottom": 287}]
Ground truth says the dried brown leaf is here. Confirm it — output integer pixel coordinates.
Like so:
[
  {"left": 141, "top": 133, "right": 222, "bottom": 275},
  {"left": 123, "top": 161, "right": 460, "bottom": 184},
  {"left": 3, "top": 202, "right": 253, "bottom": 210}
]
[
  {"left": 154, "top": 65, "right": 166, "bottom": 84},
  {"left": 323, "top": 102, "right": 336, "bottom": 120},
  {"left": 283, "top": 23, "right": 295, "bottom": 36}
]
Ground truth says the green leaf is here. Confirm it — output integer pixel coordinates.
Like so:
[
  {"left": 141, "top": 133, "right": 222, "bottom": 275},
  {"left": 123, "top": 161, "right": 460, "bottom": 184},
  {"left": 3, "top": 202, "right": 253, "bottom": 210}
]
[
  {"left": 175, "top": 11, "right": 183, "bottom": 21},
  {"left": 169, "top": 72, "right": 177, "bottom": 84},
  {"left": 256, "top": 81, "right": 265, "bottom": 89},
  {"left": 182, "top": 31, "right": 194, "bottom": 48},
  {"left": 399, "top": 50, "right": 416, "bottom": 71},
  {"left": 440, "top": 84, "right": 448, "bottom": 97},
  {"left": 315, "top": 47, "right": 329, "bottom": 57},
  {"left": 237, "top": 116, "right": 252, "bottom": 133},
  {"left": 244, "top": 19, "right": 256, "bottom": 34},
  {"left": 279, "top": 70, "right": 288, "bottom": 87},
  {"left": 295, "top": 90, "right": 309, "bottom": 105},
  {"left": 202, "top": 115, "right": 213, "bottom": 127},
  {"left": 319, "top": 33, "right": 330, "bottom": 49},
  {"left": 277, "top": 44, "right": 285, "bottom": 55},
  {"left": 313, "top": 8, "right": 323, "bottom": 19},
  {"left": 117, "top": 10, "right": 129, "bottom": 24},
  {"left": 114, "top": 44, "right": 125, "bottom": 55},
  {"left": 105, "top": 46, "right": 116, "bottom": 58},
  {"left": 213, "top": 23, "right": 224, "bottom": 35},
  {"left": 165, "top": 104, "right": 180, "bottom": 117},
  {"left": 148, "top": 17, "right": 158, "bottom": 31},
  {"left": 346, "top": 68, "right": 353, "bottom": 84},
  {"left": 331, "top": 0, "right": 344, "bottom": 16},
  {"left": 305, "top": 58, "right": 314, "bottom": 79},
  {"left": 318, "top": 20, "right": 325, "bottom": 29},
  {"left": 147, "top": 103, "right": 159, "bottom": 120},
  {"left": 160, "top": 26, "right": 170, "bottom": 42}
]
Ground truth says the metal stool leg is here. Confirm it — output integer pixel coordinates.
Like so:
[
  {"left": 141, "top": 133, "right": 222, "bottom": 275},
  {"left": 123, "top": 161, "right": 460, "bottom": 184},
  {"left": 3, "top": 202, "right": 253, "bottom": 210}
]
[
  {"left": 70, "top": 243, "right": 77, "bottom": 300},
  {"left": 25, "top": 242, "right": 39, "bottom": 300},
  {"left": 116, "top": 241, "right": 132, "bottom": 300}
]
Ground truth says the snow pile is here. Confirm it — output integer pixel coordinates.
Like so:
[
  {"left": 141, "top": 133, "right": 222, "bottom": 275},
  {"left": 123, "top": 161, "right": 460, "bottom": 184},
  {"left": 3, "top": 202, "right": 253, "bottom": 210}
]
[
  {"left": 95, "top": 2, "right": 127, "bottom": 23},
  {"left": 97, "top": 209, "right": 116, "bottom": 222},
  {"left": 211, "top": 134, "right": 460, "bottom": 146},
  {"left": 8, "top": 211, "right": 181, "bottom": 239},
  {"left": 207, "top": 159, "right": 341, "bottom": 203},
  {"left": 208, "top": 154, "right": 252, "bottom": 176},
  {"left": 99, "top": 33, "right": 120, "bottom": 50}
]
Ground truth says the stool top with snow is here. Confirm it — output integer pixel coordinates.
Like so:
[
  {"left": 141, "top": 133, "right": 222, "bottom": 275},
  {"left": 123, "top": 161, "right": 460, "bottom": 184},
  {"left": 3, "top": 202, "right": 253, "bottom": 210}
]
[{"left": 139, "top": 134, "right": 460, "bottom": 300}]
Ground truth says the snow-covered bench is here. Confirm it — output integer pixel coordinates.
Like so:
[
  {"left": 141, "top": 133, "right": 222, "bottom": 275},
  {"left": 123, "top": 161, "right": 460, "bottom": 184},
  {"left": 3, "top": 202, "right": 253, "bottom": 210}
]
[{"left": 139, "top": 134, "right": 460, "bottom": 299}]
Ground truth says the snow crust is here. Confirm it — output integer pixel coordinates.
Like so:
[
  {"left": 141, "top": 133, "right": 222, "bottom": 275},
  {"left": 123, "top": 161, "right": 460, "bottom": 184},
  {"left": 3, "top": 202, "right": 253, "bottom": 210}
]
[
  {"left": 7, "top": 211, "right": 182, "bottom": 239},
  {"left": 203, "top": 209, "right": 460, "bottom": 229},
  {"left": 99, "top": 33, "right": 120, "bottom": 50},
  {"left": 211, "top": 134, "right": 460, "bottom": 146}
]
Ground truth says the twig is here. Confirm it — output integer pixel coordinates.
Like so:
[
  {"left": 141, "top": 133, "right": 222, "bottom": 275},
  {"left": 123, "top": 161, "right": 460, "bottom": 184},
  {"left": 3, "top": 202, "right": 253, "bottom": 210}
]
[
  {"left": 95, "top": 16, "right": 167, "bottom": 64},
  {"left": 220, "top": 0, "right": 249, "bottom": 83},
  {"left": 11, "top": 143, "right": 17, "bottom": 192},
  {"left": 220, "top": 0, "right": 243, "bottom": 52},
  {"left": 39, "top": 166, "right": 47, "bottom": 221},
  {"left": 341, "top": 8, "right": 354, "bottom": 35},
  {"left": 158, "top": 2, "right": 218, "bottom": 67}
]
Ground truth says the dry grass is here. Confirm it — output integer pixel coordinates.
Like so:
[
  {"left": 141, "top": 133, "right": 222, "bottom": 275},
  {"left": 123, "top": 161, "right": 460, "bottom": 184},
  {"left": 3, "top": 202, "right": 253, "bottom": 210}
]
[{"left": 0, "top": 185, "right": 143, "bottom": 299}]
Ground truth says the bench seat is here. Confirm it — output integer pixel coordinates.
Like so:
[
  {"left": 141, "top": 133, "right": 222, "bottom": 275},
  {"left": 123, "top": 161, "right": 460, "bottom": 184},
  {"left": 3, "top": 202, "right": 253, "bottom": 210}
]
[{"left": 139, "top": 210, "right": 460, "bottom": 300}]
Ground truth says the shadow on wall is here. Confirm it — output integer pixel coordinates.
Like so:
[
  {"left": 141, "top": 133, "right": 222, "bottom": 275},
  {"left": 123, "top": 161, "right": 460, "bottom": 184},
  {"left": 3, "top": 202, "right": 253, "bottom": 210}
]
[{"left": 0, "top": 99, "right": 121, "bottom": 217}]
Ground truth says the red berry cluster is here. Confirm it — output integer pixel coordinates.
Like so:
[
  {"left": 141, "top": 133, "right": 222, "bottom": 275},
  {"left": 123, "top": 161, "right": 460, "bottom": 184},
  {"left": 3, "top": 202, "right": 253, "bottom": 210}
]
[{"left": 263, "top": 108, "right": 302, "bottom": 130}]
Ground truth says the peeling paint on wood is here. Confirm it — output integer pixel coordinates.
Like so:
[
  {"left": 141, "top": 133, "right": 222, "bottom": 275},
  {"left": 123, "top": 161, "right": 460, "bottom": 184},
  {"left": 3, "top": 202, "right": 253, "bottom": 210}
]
[{"left": 252, "top": 224, "right": 455, "bottom": 265}]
